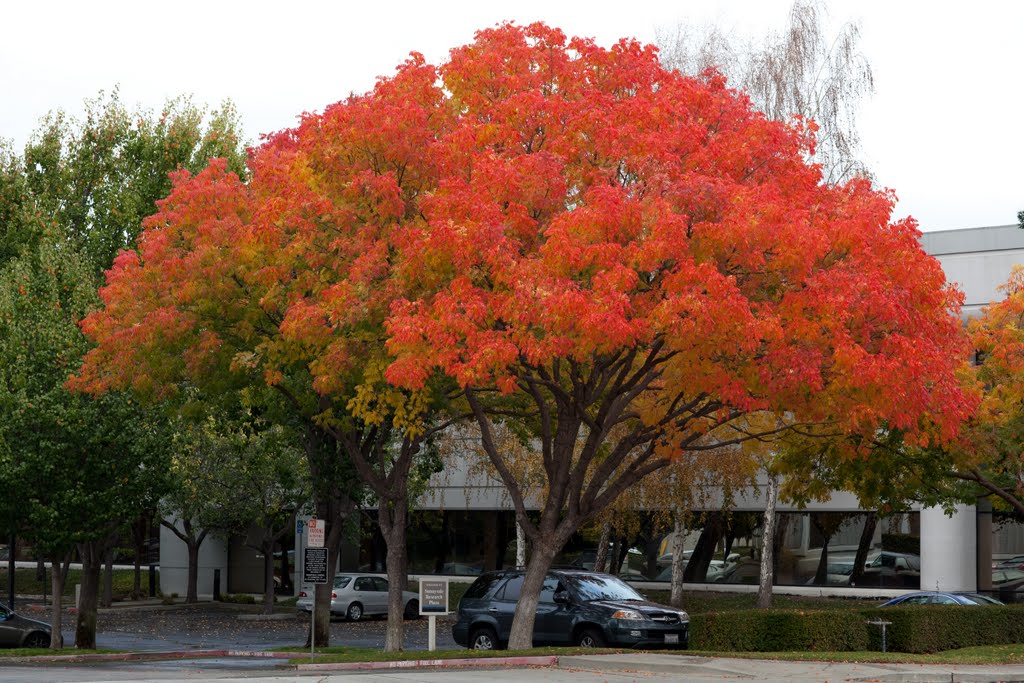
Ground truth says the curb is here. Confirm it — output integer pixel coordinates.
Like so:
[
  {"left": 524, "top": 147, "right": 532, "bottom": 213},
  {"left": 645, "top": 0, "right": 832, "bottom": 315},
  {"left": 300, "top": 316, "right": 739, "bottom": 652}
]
[
  {"left": 0, "top": 649, "right": 296, "bottom": 664},
  {"left": 296, "top": 655, "right": 560, "bottom": 672}
]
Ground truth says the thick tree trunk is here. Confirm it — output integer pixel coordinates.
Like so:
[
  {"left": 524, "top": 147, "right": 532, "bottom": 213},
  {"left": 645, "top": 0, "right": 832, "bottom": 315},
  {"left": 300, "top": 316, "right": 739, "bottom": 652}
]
[
  {"left": 381, "top": 496, "right": 409, "bottom": 653},
  {"left": 594, "top": 522, "right": 611, "bottom": 573},
  {"left": 669, "top": 515, "right": 686, "bottom": 608},
  {"left": 755, "top": 474, "right": 779, "bottom": 609},
  {"left": 75, "top": 541, "right": 102, "bottom": 649},
  {"left": 507, "top": 536, "right": 561, "bottom": 649}
]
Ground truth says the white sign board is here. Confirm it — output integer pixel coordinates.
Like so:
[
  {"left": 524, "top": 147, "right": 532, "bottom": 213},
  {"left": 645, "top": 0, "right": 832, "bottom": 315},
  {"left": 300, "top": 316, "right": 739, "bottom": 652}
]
[{"left": 307, "top": 518, "right": 325, "bottom": 548}]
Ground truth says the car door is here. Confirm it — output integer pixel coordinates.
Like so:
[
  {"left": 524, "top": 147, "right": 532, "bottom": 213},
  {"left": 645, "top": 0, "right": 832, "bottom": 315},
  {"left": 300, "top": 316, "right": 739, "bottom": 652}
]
[
  {"left": 352, "top": 576, "right": 378, "bottom": 614},
  {"left": 0, "top": 605, "right": 21, "bottom": 646},
  {"left": 371, "top": 577, "right": 390, "bottom": 614},
  {"left": 533, "top": 576, "right": 573, "bottom": 645},
  {"left": 490, "top": 575, "right": 523, "bottom": 642}
]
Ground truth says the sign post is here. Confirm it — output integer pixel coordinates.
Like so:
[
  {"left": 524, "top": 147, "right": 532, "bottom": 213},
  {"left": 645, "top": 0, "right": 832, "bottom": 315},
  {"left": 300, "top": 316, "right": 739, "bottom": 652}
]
[
  {"left": 418, "top": 579, "right": 450, "bottom": 651},
  {"left": 305, "top": 519, "right": 327, "bottom": 659}
]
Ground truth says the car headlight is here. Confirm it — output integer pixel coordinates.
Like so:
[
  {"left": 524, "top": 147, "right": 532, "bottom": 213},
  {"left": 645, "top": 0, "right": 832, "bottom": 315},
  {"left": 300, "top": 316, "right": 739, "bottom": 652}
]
[
  {"left": 677, "top": 611, "right": 689, "bottom": 621},
  {"left": 611, "top": 609, "right": 645, "bottom": 620}
]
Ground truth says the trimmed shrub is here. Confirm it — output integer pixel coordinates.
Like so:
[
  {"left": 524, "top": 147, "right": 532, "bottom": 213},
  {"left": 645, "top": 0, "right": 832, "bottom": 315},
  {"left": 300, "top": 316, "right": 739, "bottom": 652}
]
[
  {"left": 863, "top": 605, "right": 1024, "bottom": 653},
  {"left": 691, "top": 609, "right": 869, "bottom": 652}
]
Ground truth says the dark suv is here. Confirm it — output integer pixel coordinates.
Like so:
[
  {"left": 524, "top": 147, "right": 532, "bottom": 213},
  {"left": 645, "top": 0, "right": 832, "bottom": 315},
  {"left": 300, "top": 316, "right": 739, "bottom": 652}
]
[{"left": 452, "top": 568, "right": 688, "bottom": 649}]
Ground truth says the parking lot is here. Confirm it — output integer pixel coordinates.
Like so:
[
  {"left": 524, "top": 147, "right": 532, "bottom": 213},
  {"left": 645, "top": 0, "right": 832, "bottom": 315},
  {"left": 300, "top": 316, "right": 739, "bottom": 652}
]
[{"left": 17, "top": 601, "right": 460, "bottom": 652}]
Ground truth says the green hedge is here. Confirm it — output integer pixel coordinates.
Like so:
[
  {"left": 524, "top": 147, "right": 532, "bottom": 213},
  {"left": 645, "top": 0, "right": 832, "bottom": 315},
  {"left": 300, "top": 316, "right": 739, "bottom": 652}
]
[
  {"left": 867, "top": 605, "right": 1024, "bottom": 653},
  {"left": 691, "top": 609, "right": 869, "bottom": 652},
  {"left": 691, "top": 605, "right": 1024, "bottom": 653}
]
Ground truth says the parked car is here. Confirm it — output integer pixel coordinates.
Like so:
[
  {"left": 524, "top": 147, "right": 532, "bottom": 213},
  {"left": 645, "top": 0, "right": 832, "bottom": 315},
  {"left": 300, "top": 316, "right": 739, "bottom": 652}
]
[
  {"left": 0, "top": 603, "right": 51, "bottom": 648},
  {"left": 879, "top": 591, "right": 1004, "bottom": 607},
  {"left": 296, "top": 574, "right": 420, "bottom": 620},
  {"left": 453, "top": 569, "right": 688, "bottom": 650},
  {"left": 991, "top": 568, "right": 1024, "bottom": 603}
]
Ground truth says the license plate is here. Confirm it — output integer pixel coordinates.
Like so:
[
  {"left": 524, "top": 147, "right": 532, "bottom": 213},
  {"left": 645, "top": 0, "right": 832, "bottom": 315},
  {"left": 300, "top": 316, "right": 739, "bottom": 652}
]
[{"left": 664, "top": 634, "right": 679, "bottom": 644}]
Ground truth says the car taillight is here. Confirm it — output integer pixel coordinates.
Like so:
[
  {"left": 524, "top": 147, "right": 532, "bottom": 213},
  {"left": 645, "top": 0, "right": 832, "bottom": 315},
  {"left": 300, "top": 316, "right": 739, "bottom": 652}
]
[
  {"left": 299, "top": 591, "right": 308, "bottom": 598},
  {"left": 331, "top": 593, "right": 338, "bottom": 598}
]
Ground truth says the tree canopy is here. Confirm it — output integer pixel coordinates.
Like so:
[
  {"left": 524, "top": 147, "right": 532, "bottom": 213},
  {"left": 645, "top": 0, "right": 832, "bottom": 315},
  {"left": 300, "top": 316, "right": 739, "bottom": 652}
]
[{"left": 74, "top": 23, "right": 973, "bottom": 649}]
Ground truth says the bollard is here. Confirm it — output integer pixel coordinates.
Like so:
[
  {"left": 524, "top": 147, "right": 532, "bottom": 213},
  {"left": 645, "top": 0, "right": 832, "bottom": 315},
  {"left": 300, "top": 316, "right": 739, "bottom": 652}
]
[{"left": 213, "top": 569, "right": 222, "bottom": 601}]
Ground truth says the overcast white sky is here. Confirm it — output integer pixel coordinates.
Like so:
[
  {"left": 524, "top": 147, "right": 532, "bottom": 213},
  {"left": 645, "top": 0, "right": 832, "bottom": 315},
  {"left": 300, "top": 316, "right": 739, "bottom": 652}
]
[{"left": 2, "top": 1, "right": 1021, "bottom": 232}]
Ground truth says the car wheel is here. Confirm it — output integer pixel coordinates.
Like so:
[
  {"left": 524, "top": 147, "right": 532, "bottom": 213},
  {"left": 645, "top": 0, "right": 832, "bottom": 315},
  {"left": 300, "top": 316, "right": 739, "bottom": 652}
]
[
  {"left": 469, "top": 626, "right": 498, "bottom": 650},
  {"left": 23, "top": 631, "right": 50, "bottom": 648},
  {"left": 346, "top": 602, "right": 363, "bottom": 621},
  {"left": 575, "top": 627, "right": 606, "bottom": 648},
  {"left": 404, "top": 599, "right": 420, "bottom": 620}
]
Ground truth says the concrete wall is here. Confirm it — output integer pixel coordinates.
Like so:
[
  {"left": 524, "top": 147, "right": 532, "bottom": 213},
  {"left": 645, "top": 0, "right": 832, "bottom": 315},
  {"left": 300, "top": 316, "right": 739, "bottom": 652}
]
[
  {"left": 920, "top": 504, "right": 977, "bottom": 592},
  {"left": 159, "top": 520, "right": 228, "bottom": 598}
]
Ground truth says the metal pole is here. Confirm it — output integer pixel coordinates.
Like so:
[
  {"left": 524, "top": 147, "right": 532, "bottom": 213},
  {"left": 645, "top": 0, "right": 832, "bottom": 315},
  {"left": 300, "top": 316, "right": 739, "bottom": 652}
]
[{"left": 429, "top": 615, "right": 437, "bottom": 651}]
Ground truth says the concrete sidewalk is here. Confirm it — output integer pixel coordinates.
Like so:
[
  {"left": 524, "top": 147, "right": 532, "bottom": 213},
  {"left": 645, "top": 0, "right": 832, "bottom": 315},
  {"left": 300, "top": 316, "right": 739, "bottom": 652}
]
[{"left": 558, "top": 653, "right": 1024, "bottom": 683}]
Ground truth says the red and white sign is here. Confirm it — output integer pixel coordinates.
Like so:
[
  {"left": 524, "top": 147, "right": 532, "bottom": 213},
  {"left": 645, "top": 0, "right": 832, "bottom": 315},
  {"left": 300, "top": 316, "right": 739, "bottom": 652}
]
[{"left": 307, "top": 518, "right": 326, "bottom": 548}]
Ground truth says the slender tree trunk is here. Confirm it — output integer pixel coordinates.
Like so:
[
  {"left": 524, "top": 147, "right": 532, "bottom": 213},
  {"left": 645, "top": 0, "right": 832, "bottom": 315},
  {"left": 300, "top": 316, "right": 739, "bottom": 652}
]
[
  {"left": 75, "top": 541, "right": 102, "bottom": 649},
  {"left": 756, "top": 473, "right": 779, "bottom": 609},
  {"left": 669, "top": 515, "right": 686, "bottom": 608},
  {"left": 594, "top": 522, "right": 611, "bottom": 572},
  {"left": 683, "top": 513, "right": 722, "bottom": 582},
  {"left": 309, "top": 494, "right": 351, "bottom": 648},
  {"left": 49, "top": 553, "right": 70, "bottom": 650},
  {"left": 515, "top": 521, "right": 526, "bottom": 567},
  {"left": 186, "top": 539, "right": 200, "bottom": 604},
  {"left": 102, "top": 545, "right": 114, "bottom": 608},
  {"left": 262, "top": 539, "right": 276, "bottom": 615},
  {"left": 814, "top": 538, "right": 831, "bottom": 584},
  {"left": 381, "top": 496, "right": 409, "bottom": 652},
  {"left": 850, "top": 512, "right": 877, "bottom": 586}
]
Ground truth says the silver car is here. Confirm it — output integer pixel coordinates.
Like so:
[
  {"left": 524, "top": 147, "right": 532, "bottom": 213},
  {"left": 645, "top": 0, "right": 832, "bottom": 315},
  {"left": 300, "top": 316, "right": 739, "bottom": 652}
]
[
  {"left": 296, "top": 574, "right": 420, "bottom": 621},
  {"left": 0, "top": 603, "right": 51, "bottom": 648}
]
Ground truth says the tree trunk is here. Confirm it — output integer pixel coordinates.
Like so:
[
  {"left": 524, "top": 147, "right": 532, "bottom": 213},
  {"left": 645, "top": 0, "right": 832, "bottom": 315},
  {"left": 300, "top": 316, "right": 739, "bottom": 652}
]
[
  {"left": 515, "top": 521, "right": 526, "bottom": 567},
  {"left": 381, "top": 496, "right": 409, "bottom": 653},
  {"left": 49, "top": 554, "right": 69, "bottom": 650},
  {"left": 755, "top": 473, "right": 779, "bottom": 609},
  {"left": 683, "top": 514, "right": 721, "bottom": 582},
  {"left": 507, "top": 536, "right": 561, "bottom": 650},
  {"left": 669, "top": 515, "right": 686, "bottom": 608},
  {"left": 262, "top": 539, "right": 276, "bottom": 615},
  {"left": 850, "top": 512, "right": 877, "bottom": 586},
  {"left": 186, "top": 538, "right": 200, "bottom": 604},
  {"left": 101, "top": 545, "right": 114, "bottom": 608},
  {"left": 75, "top": 541, "right": 102, "bottom": 649},
  {"left": 309, "top": 494, "right": 351, "bottom": 649},
  {"left": 814, "top": 537, "right": 831, "bottom": 584},
  {"left": 594, "top": 522, "right": 611, "bottom": 573}
]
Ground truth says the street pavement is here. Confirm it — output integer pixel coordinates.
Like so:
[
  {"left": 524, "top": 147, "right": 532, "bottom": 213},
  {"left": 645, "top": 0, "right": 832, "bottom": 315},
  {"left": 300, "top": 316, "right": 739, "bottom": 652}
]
[{"left": 3, "top": 600, "right": 1024, "bottom": 682}]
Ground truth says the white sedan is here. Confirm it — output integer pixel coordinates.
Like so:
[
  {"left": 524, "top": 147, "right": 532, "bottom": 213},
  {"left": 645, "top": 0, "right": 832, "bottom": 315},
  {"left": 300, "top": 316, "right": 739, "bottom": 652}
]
[{"left": 296, "top": 573, "right": 420, "bottom": 620}]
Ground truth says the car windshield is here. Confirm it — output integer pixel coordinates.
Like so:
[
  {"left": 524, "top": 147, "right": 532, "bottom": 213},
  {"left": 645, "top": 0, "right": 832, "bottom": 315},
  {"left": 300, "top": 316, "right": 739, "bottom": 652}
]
[
  {"left": 566, "top": 574, "right": 643, "bottom": 602},
  {"left": 333, "top": 576, "right": 353, "bottom": 589}
]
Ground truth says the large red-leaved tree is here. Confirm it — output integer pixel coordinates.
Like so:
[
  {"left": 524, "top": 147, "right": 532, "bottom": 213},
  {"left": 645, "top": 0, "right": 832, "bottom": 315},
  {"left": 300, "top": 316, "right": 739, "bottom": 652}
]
[
  {"left": 376, "top": 23, "right": 973, "bottom": 648},
  {"left": 71, "top": 53, "right": 456, "bottom": 651}
]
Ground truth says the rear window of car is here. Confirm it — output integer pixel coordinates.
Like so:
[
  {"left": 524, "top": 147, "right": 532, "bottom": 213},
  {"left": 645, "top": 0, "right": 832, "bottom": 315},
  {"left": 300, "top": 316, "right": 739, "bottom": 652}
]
[
  {"left": 333, "top": 576, "right": 352, "bottom": 589},
  {"left": 498, "top": 575, "right": 524, "bottom": 601},
  {"left": 463, "top": 573, "right": 506, "bottom": 600}
]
